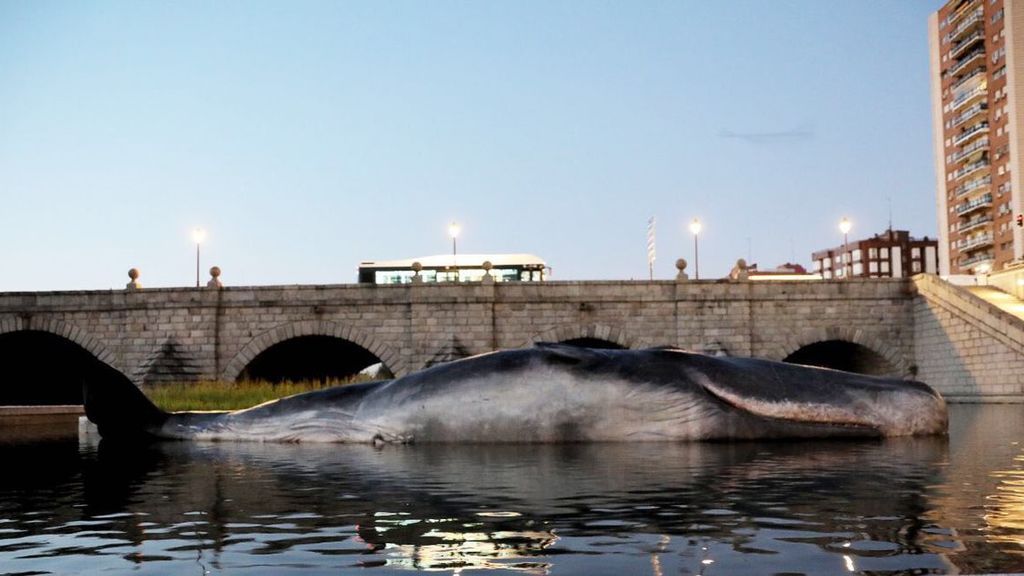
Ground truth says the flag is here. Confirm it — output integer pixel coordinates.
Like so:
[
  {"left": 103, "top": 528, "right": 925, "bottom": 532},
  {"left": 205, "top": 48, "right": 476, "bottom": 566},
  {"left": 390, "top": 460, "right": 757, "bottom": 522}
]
[{"left": 647, "top": 217, "right": 656, "bottom": 279}]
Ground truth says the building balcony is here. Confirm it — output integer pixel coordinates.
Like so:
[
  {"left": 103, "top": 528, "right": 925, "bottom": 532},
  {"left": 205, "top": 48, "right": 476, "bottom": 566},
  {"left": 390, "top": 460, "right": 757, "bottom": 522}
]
[
  {"left": 952, "top": 84, "right": 988, "bottom": 111},
  {"left": 948, "top": 48, "right": 986, "bottom": 78},
  {"left": 958, "top": 215, "right": 993, "bottom": 233},
  {"left": 952, "top": 121, "right": 989, "bottom": 146},
  {"left": 953, "top": 156, "right": 989, "bottom": 180},
  {"left": 952, "top": 67, "right": 986, "bottom": 92},
  {"left": 950, "top": 137, "right": 989, "bottom": 164},
  {"left": 958, "top": 232, "right": 995, "bottom": 252},
  {"left": 955, "top": 193, "right": 993, "bottom": 216},
  {"left": 951, "top": 29, "right": 985, "bottom": 59},
  {"left": 944, "top": 8, "right": 984, "bottom": 44},
  {"left": 951, "top": 102, "right": 987, "bottom": 129},
  {"left": 953, "top": 174, "right": 991, "bottom": 198},
  {"left": 959, "top": 251, "right": 994, "bottom": 270},
  {"left": 944, "top": 0, "right": 981, "bottom": 30}
]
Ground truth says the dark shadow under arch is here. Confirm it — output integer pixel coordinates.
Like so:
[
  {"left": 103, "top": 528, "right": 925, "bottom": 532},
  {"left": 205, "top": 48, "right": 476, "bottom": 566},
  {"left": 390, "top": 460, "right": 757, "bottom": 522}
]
[
  {"left": 0, "top": 330, "right": 124, "bottom": 405},
  {"left": 783, "top": 340, "right": 895, "bottom": 376},
  {"left": 239, "top": 335, "right": 387, "bottom": 383},
  {"left": 559, "top": 338, "right": 626, "bottom": 350}
]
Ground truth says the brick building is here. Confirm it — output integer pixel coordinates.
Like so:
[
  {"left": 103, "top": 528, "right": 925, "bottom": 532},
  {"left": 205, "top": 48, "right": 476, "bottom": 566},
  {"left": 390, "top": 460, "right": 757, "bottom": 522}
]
[
  {"left": 811, "top": 229, "right": 939, "bottom": 279},
  {"left": 929, "top": 0, "right": 1024, "bottom": 274}
]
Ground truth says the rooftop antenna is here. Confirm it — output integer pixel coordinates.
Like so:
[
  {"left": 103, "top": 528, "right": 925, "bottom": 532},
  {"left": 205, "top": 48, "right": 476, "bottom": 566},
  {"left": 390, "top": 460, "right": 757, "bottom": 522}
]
[{"left": 888, "top": 196, "right": 893, "bottom": 232}]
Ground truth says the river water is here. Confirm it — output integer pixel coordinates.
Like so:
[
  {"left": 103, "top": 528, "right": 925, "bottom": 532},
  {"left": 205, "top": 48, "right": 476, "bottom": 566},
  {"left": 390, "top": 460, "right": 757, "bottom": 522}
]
[{"left": 0, "top": 405, "right": 1023, "bottom": 575}]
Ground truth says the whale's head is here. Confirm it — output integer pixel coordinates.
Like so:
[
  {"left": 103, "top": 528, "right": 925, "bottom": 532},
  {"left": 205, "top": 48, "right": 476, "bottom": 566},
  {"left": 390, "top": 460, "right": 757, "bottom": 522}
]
[
  {"left": 533, "top": 344, "right": 948, "bottom": 438},
  {"left": 682, "top": 353, "right": 947, "bottom": 437}
]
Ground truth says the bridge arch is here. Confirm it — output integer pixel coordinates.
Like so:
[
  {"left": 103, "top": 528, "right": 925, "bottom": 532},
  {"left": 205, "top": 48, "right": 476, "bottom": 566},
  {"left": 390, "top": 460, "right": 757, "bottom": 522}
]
[
  {"left": 526, "top": 324, "right": 635, "bottom": 350},
  {"left": 221, "top": 321, "right": 402, "bottom": 382},
  {"left": 0, "top": 320, "right": 124, "bottom": 405},
  {"left": 773, "top": 326, "right": 905, "bottom": 377},
  {"left": 0, "top": 316, "right": 117, "bottom": 368}
]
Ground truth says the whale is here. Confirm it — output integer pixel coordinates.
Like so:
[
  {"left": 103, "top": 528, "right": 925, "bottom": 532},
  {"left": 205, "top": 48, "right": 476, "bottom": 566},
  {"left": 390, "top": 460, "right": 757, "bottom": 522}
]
[{"left": 83, "top": 343, "right": 948, "bottom": 443}]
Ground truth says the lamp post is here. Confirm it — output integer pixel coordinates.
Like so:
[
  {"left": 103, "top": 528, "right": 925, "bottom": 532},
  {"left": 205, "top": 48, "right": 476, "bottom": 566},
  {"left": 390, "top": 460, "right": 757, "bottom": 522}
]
[
  {"left": 689, "top": 218, "right": 702, "bottom": 280},
  {"left": 192, "top": 228, "right": 206, "bottom": 288},
  {"left": 839, "top": 217, "right": 852, "bottom": 280},
  {"left": 448, "top": 221, "right": 460, "bottom": 282}
]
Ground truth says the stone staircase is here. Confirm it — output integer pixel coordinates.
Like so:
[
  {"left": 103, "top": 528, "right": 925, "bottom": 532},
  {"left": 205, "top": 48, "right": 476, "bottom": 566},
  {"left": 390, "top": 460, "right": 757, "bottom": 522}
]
[
  {"left": 965, "top": 285, "right": 1024, "bottom": 322},
  {"left": 912, "top": 274, "right": 1024, "bottom": 401}
]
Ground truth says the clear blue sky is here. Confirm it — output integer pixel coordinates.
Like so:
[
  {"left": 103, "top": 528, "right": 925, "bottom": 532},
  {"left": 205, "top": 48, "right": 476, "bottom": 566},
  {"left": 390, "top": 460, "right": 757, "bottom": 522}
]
[{"left": 1, "top": 0, "right": 945, "bottom": 290}]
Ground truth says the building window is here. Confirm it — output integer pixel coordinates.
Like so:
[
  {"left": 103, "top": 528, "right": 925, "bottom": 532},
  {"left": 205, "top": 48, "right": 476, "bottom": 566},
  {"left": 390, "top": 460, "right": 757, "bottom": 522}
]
[
  {"left": 853, "top": 263, "right": 863, "bottom": 276},
  {"left": 912, "top": 261, "right": 922, "bottom": 273},
  {"left": 869, "top": 261, "right": 878, "bottom": 273},
  {"left": 881, "top": 261, "right": 890, "bottom": 274},
  {"left": 852, "top": 249, "right": 862, "bottom": 262},
  {"left": 881, "top": 247, "right": 889, "bottom": 259},
  {"left": 823, "top": 257, "right": 832, "bottom": 268},
  {"left": 912, "top": 247, "right": 921, "bottom": 259},
  {"left": 868, "top": 247, "right": 878, "bottom": 259}
]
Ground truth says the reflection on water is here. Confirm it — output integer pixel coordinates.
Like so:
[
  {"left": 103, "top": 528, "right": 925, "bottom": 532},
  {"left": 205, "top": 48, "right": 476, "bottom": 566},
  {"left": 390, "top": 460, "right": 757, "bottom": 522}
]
[{"left": 0, "top": 405, "right": 1023, "bottom": 574}]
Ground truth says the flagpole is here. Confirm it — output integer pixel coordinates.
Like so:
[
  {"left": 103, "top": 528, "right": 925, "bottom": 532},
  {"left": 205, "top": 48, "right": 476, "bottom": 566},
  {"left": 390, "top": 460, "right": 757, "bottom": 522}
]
[{"left": 647, "top": 217, "right": 656, "bottom": 281}]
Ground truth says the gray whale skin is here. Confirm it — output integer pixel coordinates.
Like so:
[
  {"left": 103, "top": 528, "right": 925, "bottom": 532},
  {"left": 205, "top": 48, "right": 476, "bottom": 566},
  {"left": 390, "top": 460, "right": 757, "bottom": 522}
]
[{"left": 84, "top": 344, "right": 948, "bottom": 443}]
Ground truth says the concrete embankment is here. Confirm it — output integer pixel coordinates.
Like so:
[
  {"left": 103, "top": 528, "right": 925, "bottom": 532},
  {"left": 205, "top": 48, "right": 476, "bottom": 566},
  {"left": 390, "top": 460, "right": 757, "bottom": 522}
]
[{"left": 0, "top": 405, "right": 85, "bottom": 443}]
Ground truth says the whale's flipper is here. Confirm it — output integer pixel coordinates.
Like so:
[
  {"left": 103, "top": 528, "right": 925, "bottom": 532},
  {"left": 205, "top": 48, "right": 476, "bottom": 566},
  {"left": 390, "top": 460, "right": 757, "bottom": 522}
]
[{"left": 83, "top": 365, "right": 168, "bottom": 442}]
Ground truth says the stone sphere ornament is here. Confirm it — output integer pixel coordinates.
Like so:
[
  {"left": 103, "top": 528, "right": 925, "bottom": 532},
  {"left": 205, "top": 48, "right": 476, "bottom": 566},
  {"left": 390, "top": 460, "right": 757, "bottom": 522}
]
[{"left": 126, "top": 268, "right": 142, "bottom": 290}]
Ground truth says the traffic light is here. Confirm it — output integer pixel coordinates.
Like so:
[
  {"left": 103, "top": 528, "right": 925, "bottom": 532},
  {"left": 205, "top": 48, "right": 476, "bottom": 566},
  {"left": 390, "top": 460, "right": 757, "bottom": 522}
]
[{"left": 1017, "top": 214, "right": 1023, "bottom": 227}]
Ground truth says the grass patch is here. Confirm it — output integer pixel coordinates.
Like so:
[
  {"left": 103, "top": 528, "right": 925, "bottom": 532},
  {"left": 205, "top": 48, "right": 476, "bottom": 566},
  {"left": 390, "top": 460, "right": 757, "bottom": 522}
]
[{"left": 142, "top": 375, "right": 379, "bottom": 412}]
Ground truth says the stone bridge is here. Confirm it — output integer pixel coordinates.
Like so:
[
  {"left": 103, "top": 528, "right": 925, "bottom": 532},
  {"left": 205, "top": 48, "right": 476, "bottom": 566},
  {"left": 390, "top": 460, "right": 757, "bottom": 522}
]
[{"left": 0, "top": 277, "right": 1021, "bottom": 403}]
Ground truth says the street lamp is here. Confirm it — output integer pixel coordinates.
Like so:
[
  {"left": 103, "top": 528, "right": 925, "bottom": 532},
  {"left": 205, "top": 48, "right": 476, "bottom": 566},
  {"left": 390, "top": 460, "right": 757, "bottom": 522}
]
[
  {"left": 448, "top": 221, "right": 460, "bottom": 282},
  {"left": 689, "top": 218, "right": 702, "bottom": 280},
  {"left": 192, "top": 228, "right": 206, "bottom": 288},
  {"left": 839, "top": 217, "right": 852, "bottom": 280}
]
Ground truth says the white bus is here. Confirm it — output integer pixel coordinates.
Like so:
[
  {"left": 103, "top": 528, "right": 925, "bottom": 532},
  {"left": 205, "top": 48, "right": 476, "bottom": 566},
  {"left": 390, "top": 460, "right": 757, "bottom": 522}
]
[{"left": 358, "top": 254, "right": 547, "bottom": 284}]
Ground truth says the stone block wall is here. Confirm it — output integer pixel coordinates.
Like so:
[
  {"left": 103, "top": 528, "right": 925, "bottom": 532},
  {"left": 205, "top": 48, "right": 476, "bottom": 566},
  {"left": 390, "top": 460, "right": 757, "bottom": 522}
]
[
  {"left": 0, "top": 279, "right": 917, "bottom": 387},
  {"left": 912, "top": 274, "right": 1024, "bottom": 401}
]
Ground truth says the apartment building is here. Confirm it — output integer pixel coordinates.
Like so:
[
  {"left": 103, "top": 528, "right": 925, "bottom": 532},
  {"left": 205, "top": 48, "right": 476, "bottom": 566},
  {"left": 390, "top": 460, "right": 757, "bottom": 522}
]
[
  {"left": 811, "top": 229, "right": 938, "bottom": 279},
  {"left": 929, "top": 0, "right": 1024, "bottom": 275}
]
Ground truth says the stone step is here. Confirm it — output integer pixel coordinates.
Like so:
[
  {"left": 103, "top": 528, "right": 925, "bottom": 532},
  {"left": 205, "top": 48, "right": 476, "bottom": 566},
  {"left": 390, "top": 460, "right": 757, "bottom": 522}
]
[{"left": 966, "top": 286, "right": 1024, "bottom": 322}]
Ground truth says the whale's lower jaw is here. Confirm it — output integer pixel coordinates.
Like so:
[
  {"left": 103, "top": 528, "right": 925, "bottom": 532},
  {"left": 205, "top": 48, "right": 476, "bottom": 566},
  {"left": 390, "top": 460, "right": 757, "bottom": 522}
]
[
  {"left": 153, "top": 384, "right": 902, "bottom": 444},
  {"left": 156, "top": 412, "right": 886, "bottom": 444}
]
